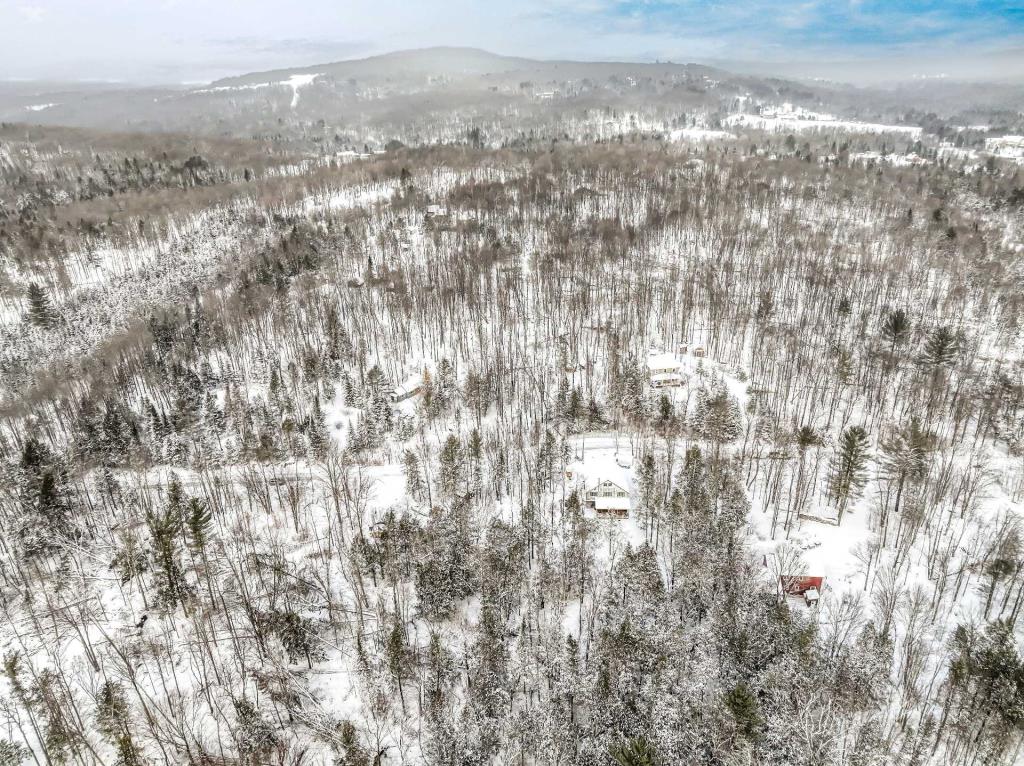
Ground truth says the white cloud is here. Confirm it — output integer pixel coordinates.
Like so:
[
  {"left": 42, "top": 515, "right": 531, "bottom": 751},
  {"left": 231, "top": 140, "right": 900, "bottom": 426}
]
[{"left": 17, "top": 4, "right": 46, "bottom": 23}]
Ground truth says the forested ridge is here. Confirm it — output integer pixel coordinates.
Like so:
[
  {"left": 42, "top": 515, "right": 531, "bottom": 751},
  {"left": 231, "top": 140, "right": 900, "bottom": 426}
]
[{"left": 0, "top": 113, "right": 1023, "bottom": 766}]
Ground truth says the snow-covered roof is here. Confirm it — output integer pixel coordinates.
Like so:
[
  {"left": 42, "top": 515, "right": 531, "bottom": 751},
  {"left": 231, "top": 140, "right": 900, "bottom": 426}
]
[
  {"left": 650, "top": 372, "right": 684, "bottom": 383},
  {"left": 566, "top": 444, "right": 634, "bottom": 495},
  {"left": 646, "top": 352, "right": 679, "bottom": 371},
  {"left": 392, "top": 374, "right": 422, "bottom": 397},
  {"left": 591, "top": 478, "right": 627, "bottom": 493},
  {"left": 594, "top": 495, "right": 631, "bottom": 510}
]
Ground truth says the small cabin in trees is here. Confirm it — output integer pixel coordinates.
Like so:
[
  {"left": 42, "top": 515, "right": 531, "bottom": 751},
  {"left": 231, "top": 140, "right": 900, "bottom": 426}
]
[
  {"left": 646, "top": 352, "right": 680, "bottom": 376},
  {"left": 584, "top": 479, "right": 631, "bottom": 519},
  {"left": 692, "top": 346, "right": 707, "bottom": 358},
  {"left": 650, "top": 372, "right": 685, "bottom": 389},
  {"left": 425, "top": 204, "right": 450, "bottom": 223},
  {"left": 780, "top": 575, "right": 825, "bottom": 602},
  {"left": 389, "top": 376, "right": 423, "bottom": 403},
  {"left": 647, "top": 352, "right": 685, "bottom": 389}
]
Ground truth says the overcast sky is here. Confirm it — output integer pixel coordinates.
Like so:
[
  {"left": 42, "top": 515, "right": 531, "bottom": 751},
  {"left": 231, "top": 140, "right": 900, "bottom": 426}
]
[{"left": 1, "top": 0, "right": 1023, "bottom": 84}]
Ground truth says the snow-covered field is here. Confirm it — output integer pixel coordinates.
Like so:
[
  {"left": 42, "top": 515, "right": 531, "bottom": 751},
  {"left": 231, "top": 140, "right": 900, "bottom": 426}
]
[{"left": 725, "top": 109, "right": 922, "bottom": 137}]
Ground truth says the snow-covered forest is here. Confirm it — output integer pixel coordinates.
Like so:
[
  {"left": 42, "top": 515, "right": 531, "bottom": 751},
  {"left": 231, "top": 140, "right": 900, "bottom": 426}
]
[{"left": 2, "top": 53, "right": 1024, "bottom": 766}]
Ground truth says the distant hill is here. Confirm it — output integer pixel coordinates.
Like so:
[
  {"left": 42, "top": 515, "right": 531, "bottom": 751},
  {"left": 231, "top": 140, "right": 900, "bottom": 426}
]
[
  {"left": 211, "top": 47, "right": 541, "bottom": 86},
  {"left": 2, "top": 46, "right": 1021, "bottom": 142},
  {"left": 206, "top": 46, "right": 731, "bottom": 94}
]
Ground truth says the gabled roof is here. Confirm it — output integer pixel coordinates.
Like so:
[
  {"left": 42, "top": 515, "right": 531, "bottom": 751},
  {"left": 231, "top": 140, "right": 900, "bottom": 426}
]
[{"left": 589, "top": 478, "right": 627, "bottom": 494}]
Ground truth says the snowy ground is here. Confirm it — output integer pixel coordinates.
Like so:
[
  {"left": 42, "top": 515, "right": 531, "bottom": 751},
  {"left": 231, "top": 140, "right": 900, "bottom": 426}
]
[{"left": 670, "top": 127, "right": 736, "bottom": 142}]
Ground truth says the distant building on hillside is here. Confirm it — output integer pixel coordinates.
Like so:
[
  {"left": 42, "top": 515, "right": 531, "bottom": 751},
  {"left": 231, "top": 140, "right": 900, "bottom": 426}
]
[
  {"left": 986, "top": 135, "right": 1024, "bottom": 160},
  {"left": 425, "top": 204, "right": 449, "bottom": 220}
]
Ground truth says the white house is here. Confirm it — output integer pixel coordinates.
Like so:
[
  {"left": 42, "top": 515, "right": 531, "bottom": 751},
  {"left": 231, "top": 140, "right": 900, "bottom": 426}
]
[
  {"left": 650, "top": 372, "right": 685, "bottom": 389},
  {"left": 583, "top": 479, "right": 631, "bottom": 519},
  {"left": 986, "top": 135, "right": 1024, "bottom": 159},
  {"left": 646, "top": 351, "right": 680, "bottom": 376}
]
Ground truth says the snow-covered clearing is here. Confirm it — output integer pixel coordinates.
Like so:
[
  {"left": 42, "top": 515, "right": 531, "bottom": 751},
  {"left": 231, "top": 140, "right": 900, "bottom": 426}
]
[
  {"left": 285, "top": 73, "right": 320, "bottom": 108},
  {"left": 191, "top": 73, "right": 321, "bottom": 108},
  {"left": 725, "top": 112, "right": 922, "bottom": 137},
  {"left": 670, "top": 127, "right": 736, "bottom": 142}
]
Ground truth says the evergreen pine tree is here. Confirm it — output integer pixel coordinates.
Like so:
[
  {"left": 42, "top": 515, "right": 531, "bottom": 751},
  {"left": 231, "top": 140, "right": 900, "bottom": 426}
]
[
  {"left": 881, "top": 307, "right": 911, "bottom": 352},
  {"left": 830, "top": 425, "right": 871, "bottom": 523},
  {"left": 923, "top": 324, "right": 958, "bottom": 369},
  {"left": 438, "top": 435, "right": 463, "bottom": 499},
  {"left": 403, "top": 449, "right": 424, "bottom": 502},
  {"left": 26, "top": 283, "right": 55, "bottom": 328},
  {"left": 610, "top": 737, "right": 658, "bottom": 766}
]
